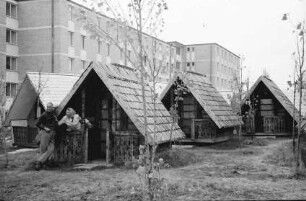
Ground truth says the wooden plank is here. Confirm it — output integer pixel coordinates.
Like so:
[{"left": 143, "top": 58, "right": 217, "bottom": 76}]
[
  {"left": 261, "top": 111, "right": 274, "bottom": 116},
  {"left": 260, "top": 99, "right": 273, "bottom": 104},
  {"left": 260, "top": 105, "right": 273, "bottom": 110}
]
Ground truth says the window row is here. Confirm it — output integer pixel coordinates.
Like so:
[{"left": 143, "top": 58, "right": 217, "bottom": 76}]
[
  {"left": 6, "top": 56, "right": 17, "bottom": 70},
  {"left": 216, "top": 62, "right": 237, "bottom": 75},
  {"left": 216, "top": 78, "right": 233, "bottom": 88},
  {"left": 6, "top": 2, "right": 17, "bottom": 19},
  {"left": 216, "top": 47, "right": 239, "bottom": 64},
  {"left": 186, "top": 47, "right": 195, "bottom": 52},
  {"left": 6, "top": 29, "right": 17, "bottom": 44},
  {"left": 6, "top": 82, "right": 17, "bottom": 97}
]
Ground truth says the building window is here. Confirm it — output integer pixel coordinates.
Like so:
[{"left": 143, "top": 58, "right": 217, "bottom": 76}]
[
  {"left": 98, "top": 40, "right": 101, "bottom": 53},
  {"left": 81, "top": 35, "right": 85, "bottom": 49},
  {"left": 128, "top": 50, "right": 131, "bottom": 60},
  {"left": 144, "top": 55, "right": 147, "bottom": 65},
  {"left": 81, "top": 60, "right": 86, "bottom": 69},
  {"left": 69, "top": 5, "right": 73, "bottom": 21},
  {"left": 107, "top": 43, "right": 111, "bottom": 56},
  {"left": 68, "top": 58, "right": 73, "bottom": 71},
  {"left": 6, "top": 56, "right": 17, "bottom": 70},
  {"left": 6, "top": 82, "right": 17, "bottom": 97},
  {"left": 69, "top": 31, "right": 73, "bottom": 46},
  {"left": 106, "top": 21, "right": 110, "bottom": 33},
  {"left": 192, "top": 62, "right": 195, "bottom": 71},
  {"left": 187, "top": 47, "right": 190, "bottom": 52},
  {"left": 6, "top": 29, "right": 17, "bottom": 44},
  {"left": 6, "top": 2, "right": 17, "bottom": 19},
  {"left": 187, "top": 62, "right": 190, "bottom": 67},
  {"left": 120, "top": 48, "right": 123, "bottom": 60},
  {"left": 192, "top": 47, "right": 195, "bottom": 51}
]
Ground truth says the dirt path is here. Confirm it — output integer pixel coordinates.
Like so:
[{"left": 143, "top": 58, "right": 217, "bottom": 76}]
[{"left": 1, "top": 138, "right": 305, "bottom": 200}]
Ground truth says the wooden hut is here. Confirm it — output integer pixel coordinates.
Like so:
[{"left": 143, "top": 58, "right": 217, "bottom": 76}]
[
  {"left": 4, "top": 72, "right": 79, "bottom": 147},
  {"left": 160, "top": 71, "right": 242, "bottom": 143},
  {"left": 242, "top": 76, "right": 298, "bottom": 135},
  {"left": 55, "top": 62, "right": 184, "bottom": 164}
]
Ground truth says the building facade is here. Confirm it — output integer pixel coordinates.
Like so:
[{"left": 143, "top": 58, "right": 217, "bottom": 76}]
[
  {"left": 179, "top": 43, "right": 240, "bottom": 93},
  {"left": 0, "top": 0, "right": 239, "bottom": 109}
]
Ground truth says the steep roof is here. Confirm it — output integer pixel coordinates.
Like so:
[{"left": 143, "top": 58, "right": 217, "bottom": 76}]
[
  {"left": 27, "top": 72, "right": 80, "bottom": 108},
  {"left": 160, "top": 71, "right": 242, "bottom": 129},
  {"left": 5, "top": 72, "right": 79, "bottom": 125},
  {"left": 58, "top": 62, "right": 185, "bottom": 144},
  {"left": 243, "top": 76, "right": 299, "bottom": 122}
]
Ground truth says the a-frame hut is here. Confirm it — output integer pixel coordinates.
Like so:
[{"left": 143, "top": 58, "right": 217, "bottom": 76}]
[
  {"left": 160, "top": 71, "right": 242, "bottom": 143},
  {"left": 4, "top": 72, "right": 79, "bottom": 147},
  {"left": 242, "top": 76, "right": 298, "bottom": 135},
  {"left": 56, "top": 62, "right": 184, "bottom": 164}
]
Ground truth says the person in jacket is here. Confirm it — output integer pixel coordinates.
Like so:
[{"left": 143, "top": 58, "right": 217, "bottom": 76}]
[{"left": 35, "top": 102, "right": 58, "bottom": 171}]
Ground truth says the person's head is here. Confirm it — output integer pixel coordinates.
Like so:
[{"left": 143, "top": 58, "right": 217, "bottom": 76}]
[
  {"left": 66, "top": 107, "right": 76, "bottom": 117},
  {"left": 246, "top": 99, "right": 250, "bottom": 104},
  {"left": 46, "top": 102, "right": 54, "bottom": 113}
]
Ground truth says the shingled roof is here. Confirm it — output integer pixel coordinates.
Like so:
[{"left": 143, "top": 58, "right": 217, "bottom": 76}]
[
  {"left": 243, "top": 76, "right": 299, "bottom": 122},
  {"left": 160, "top": 71, "right": 242, "bottom": 129},
  {"left": 5, "top": 72, "right": 79, "bottom": 125},
  {"left": 58, "top": 62, "right": 185, "bottom": 144}
]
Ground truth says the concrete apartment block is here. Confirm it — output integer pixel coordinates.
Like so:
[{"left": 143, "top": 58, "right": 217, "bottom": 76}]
[{"left": 1, "top": 0, "right": 239, "bottom": 109}]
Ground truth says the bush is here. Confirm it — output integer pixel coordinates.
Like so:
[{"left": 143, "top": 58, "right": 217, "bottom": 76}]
[
  {"left": 242, "top": 138, "right": 268, "bottom": 146},
  {"left": 266, "top": 141, "right": 295, "bottom": 167},
  {"left": 156, "top": 148, "right": 200, "bottom": 168}
]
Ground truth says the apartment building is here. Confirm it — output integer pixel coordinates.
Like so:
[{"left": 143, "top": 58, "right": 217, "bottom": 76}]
[
  {"left": 179, "top": 43, "right": 240, "bottom": 93},
  {"left": 0, "top": 0, "right": 239, "bottom": 109}
]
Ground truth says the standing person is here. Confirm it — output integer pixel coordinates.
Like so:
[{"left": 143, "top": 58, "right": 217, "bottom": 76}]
[
  {"left": 35, "top": 102, "right": 58, "bottom": 171},
  {"left": 241, "top": 99, "right": 251, "bottom": 133}
]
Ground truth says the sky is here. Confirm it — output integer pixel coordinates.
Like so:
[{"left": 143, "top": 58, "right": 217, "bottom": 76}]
[{"left": 159, "top": 0, "right": 306, "bottom": 90}]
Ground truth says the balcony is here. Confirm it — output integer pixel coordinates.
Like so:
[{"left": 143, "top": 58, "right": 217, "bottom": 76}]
[
  {"left": 6, "top": 44, "right": 19, "bottom": 56},
  {"left": 96, "top": 54, "right": 102, "bottom": 62},
  {"left": 68, "top": 46, "right": 75, "bottom": 57},
  {"left": 6, "top": 70, "right": 19, "bottom": 83},
  {"left": 6, "top": 17, "right": 18, "bottom": 29},
  {"left": 68, "top": 20, "right": 75, "bottom": 32},
  {"left": 80, "top": 50, "right": 87, "bottom": 60}
]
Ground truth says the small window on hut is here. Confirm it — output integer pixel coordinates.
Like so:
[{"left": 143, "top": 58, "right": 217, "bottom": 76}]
[{"left": 116, "top": 103, "right": 136, "bottom": 131}]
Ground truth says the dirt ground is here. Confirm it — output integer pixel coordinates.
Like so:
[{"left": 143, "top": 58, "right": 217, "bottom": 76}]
[{"left": 1, "top": 137, "right": 305, "bottom": 201}]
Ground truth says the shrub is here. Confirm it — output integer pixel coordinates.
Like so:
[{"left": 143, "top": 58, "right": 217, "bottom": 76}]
[
  {"left": 242, "top": 138, "right": 268, "bottom": 146},
  {"left": 156, "top": 148, "right": 200, "bottom": 168}
]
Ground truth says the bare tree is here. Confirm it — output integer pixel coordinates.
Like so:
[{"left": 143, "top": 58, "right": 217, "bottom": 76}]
[
  {"left": 0, "top": 72, "right": 9, "bottom": 168},
  {"left": 77, "top": 0, "right": 169, "bottom": 199},
  {"left": 283, "top": 14, "right": 305, "bottom": 175}
]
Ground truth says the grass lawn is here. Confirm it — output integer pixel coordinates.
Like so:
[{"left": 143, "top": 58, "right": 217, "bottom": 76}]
[{"left": 0, "top": 136, "right": 305, "bottom": 200}]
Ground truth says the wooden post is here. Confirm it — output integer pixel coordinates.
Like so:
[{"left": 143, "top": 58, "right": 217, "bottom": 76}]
[
  {"left": 110, "top": 97, "right": 117, "bottom": 162},
  {"left": 191, "top": 119, "right": 195, "bottom": 139},
  {"left": 81, "top": 88, "right": 88, "bottom": 163},
  {"left": 106, "top": 128, "right": 110, "bottom": 164},
  {"left": 112, "top": 97, "right": 116, "bottom": 133}
]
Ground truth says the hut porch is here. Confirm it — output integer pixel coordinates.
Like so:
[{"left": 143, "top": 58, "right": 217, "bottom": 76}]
[
  {"left": 54, "top": 70, "right": 142, "bottom": 164},
  {"left": 243, "top": 80, "right": 295, "bottom": 136},
  {"left": 162, "top": 86, "right": 233, "bottom": 143}
]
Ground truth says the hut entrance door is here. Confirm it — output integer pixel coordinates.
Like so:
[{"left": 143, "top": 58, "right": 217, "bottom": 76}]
[{"left": 88, "top": 96, "right": 112, "bottom": 161}]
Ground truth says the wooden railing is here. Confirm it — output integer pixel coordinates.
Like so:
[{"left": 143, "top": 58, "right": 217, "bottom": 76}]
[
  {"left": 13, "top": 126, "right": 38, "bottom": 147},
  {"left": 191, "top": 119, "right": 217, "bottom": 139},
  {"left": 263, "top": 116, "right": 285, "bottom": 133},
  {"left": 54, "top": 130, "right": 85, "bottom": 164},
  {"left": 113, "top": 131, "right": 139, "bottom": 164}
]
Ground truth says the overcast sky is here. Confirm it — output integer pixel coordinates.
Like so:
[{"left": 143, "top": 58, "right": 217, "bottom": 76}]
[{"left": 159, "top": 0, "right": 306, "bottom": 89}]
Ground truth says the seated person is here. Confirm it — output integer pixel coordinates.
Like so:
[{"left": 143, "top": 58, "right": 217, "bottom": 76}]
[{"left": 58, "top": 108, "right": 82, "bottom": 133}]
